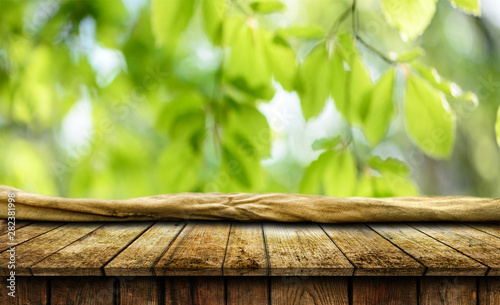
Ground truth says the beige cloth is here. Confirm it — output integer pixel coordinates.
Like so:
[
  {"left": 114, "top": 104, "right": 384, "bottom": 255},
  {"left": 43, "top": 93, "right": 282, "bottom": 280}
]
[{"left": 1, "top": 185, "right": 499, "bottom": 222}]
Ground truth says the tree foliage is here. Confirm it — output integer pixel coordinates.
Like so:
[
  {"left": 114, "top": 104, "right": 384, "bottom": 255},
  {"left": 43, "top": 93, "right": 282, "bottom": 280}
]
[{"left": 1, "top": 0, "right": 498, "bottom": 199}]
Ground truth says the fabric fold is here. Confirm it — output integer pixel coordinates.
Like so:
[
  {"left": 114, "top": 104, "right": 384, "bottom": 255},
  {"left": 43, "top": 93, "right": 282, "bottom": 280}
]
[{"left": 1, "top": 185, "right": 499, "bottom": 223}]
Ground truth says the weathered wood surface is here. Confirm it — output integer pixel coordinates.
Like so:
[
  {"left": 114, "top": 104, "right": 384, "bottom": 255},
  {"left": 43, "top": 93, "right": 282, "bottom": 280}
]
[
  {"left": 223, "top": 223, "right": 268, "bottom": 276},
  {"left": 1, "top": 276, "right": 500, "bottom": 304},
  {"left": 271, "top": 277, "right": 349, "bottom": 305},
  {"left": 419, "top": 277, "right": 478, "bottom": 305},
  {"left": 369, "top": 223, "right": 488, "bottom": 276},
  {"left": 264, "top": 223, "right": 353, "bottom": 276},
  {"left": 1, "top": 221, "right": 500, "bottom": 276},
  {"left": 105, "top": 222, "right": 184, "bottom": 276},
  {"left": 30, "top": 222, "right": 152, "bottom": 276},
  {"left": 353, "top": 277, "right": 417, "bottom": 304},
  {"left": 227, "top": 277, "right": 269, "bottom": 305},
  {"left": 154, "top": 222, "right": 231, "bottom": 276},
  {"left": 411, "top": 223, "right": 500, "bottom": 276},
  {"left": 0, "top": 222, "right": 62, "bottom": 252},
  {"left": 322, "top": 224, "right": 424, "bottom": 276},
  {"left": 0, "top": 223, "right": 103, "bottom": 276}
]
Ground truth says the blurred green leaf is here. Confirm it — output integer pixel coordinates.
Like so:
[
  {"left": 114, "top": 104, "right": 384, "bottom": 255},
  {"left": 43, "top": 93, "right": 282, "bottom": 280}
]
[
  {"left": 225, "top": 104, "right": 272, "bottom": 158},
  {"left": 151, "top": 0, "right": 196, "bottom": 48},
  {"left": 348, "top": 57, "right": 373, "bottom": 125},
  {"left": 449, "top": 0, "right": 481, "bottom": 16},
  {"left": 202, "top": 0, "right": 226, "bottom": 44},
  {"left": 363, "top": 69, "right": 396, "bottom": 145},
  {"left": 278, "top": 25, "right": 325, "bottom": 39},
  {"left": 312, "top": 136, "right": 342, "bottom": 151},
  {"left": 249, "top": 1, "right": 286, "bottom": 13},
  {"left": 299, "top": 150, "right": 331, "bottom": 194},
  {"left": 404, "top": 74, "right": 455, "bottom": 159},
  {"left": 264, "top": 34, "right": 297, "bottom": 91},
  {"left": 331, "top": 46, "right": 348, "bottom": 116},
  {"left": 331, "top": 33, "right": 373, "bottom": 127},
  {"left": 367, "top": 156, "right": 418, "bottom": 197},
  {"left": 225, "top": 23, "right": 273, "bottom": 96},
  {"left": 296, "top": 44, "right": 333, "bottom": 120},
  {"left": 157, "top": 142, "right": 201, "bottom": 192},
  {"left": 395, "top": 48, "right": 425, "bottom": 62},
  {"left": 382, "top": 0, "right": 436, "bottom": 40},
  {"left": 412, "top": 63, "right": 478, "bottom": 106},
  {"left": 323, "top": 150, "right": 357, "bottom": 197},
  {"left": 3, "top": 140, "right": 57, "bottom": 195},
  {"left": 496, "top": 106, "right": 500, "bottom": 148},
  {"left": 222, "top": 138, "right": 263, "bottom": 190}
]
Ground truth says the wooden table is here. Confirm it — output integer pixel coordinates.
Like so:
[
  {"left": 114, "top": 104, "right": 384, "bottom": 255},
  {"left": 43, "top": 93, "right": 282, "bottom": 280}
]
[{"left": 1, "top": 221, "right": 500, "bottom": 304}]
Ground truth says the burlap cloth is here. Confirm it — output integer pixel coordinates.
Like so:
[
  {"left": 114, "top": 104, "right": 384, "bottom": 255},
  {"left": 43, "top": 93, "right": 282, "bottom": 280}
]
[{"left": 1, "top": 185, "right": 499, "bottom": 222}]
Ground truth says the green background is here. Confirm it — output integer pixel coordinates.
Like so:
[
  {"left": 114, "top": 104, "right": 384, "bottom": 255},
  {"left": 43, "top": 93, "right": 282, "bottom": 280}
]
[{"left": 0, "top": 0, "right": 499, "bottom": 199}]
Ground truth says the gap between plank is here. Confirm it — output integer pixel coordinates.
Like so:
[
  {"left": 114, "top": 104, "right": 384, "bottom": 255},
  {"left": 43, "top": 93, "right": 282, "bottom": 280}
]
[
  {"left": 100, "top": 221, "right": 157, "bottom": 275},
  {"left": 406, "top": 223, "right": 491, "bottom": 276},
  {"left": 221, "top": 222, "right": 233, "bottom": 276},
  {"left": 151, "top": 221, "right": 188, "bottom": 276},
  {"left": 364, "top": 223, "right": 427, "bottom": 275},
  {"left": 28, "top": 223, "right": 107, "bottom": 276},
  {"left": 318, "top": 224, "right": 357, "bottom": 276}
]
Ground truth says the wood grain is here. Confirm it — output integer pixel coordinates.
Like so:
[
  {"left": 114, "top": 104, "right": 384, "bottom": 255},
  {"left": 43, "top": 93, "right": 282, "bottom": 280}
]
[
  {"left": 154, "top": 222, "right": 231, "bottom": 276},
  {"left": 466, "top": 223, "right": 500, "bottom": 239},
  {"left": 271, "top": 276, "right": 348, "bottom": 305},
  {"left": 353, "top": 277, "right": 417, "bottom": 305},
  {"left": 369, "top": 223, "right": 487, "bottom": 276},
  {"left": 412, "top": 223, "right": 500, "bottom": 276},
  {"left": 0, "top": 277, "right": 48, "bottom": 305},
  {"left": 223, "top": 223, "right": 268, "bottom": 276},
  {"left": 118, "top": 277, "right": 160, "bottom": 305},
  {"left": 322, "top": 224, "right": 424, "bottom": 276},
  {"left": 0, "top": 222, "right": 62, "bottom": 252},
  {"left": 420, "top": 277, "right": 477, "bottom": 305},
  {"left": 0, "top": 223, "right": 103, "bottom": 276},
  {"left": 105, "top": 222, "right": 184, "bottom": 276},
  {"left": 51, "top": 277, "right": 115, "bottom": 305},
  {"left": 164, "top": 277, "right": 224, "bottom": 305},
  {"left": 0, "top": 220, "right": 33, "bottom": 235},
  {"left": 479, "top": 277, "right": 500, "bottom": 305},
  {"left": 264, "top": 223, "right": 353, "bottom": 276},
  {"left": 31, "top": 222, "right": 152, "bottom": 276},
  {"left": 226, "top": 277, "right": 269, "bottom": 305}
]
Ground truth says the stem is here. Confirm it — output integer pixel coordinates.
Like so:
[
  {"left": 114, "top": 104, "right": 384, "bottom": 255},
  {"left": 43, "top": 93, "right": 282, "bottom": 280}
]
[
  {"left": 355, "top": 34, "right": 396, "bottom": 65},
  {"left": 327, "top": 8, "right": 351, "bottom": 39},
  {"left": 349, "top": 0, "right": 397, "bottom": 65}
]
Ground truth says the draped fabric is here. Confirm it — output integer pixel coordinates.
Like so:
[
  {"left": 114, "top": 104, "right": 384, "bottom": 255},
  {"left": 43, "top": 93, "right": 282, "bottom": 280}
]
[{"left": 1, "top": 185, "right": 499, "bottom": 223}]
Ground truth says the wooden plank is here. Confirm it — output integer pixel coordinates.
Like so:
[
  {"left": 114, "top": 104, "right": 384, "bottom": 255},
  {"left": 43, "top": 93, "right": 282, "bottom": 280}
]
[
  {"left": 105, "top": 222, "right": 184, "bottom": 276},
  {"left": 322, "top": 224, "right": 424, "bottom": 276},
  {"left": 466, "top": 223, "right": 500, "bottom": 239},
  {"left": 0, "top": 220, "right": 33, "bottom": 235},
  {"left": 118, "top": 277, "right": 160, "bottom": 305},
  {"left": 420, "top": 277, "right": 477, "bottom": 305},
  {"left": 271, "top": 276, "right": 348, "bottom": 305},
  {"left": 164, "top": 277, "right": 224, "bottom": 305},
  {"left": 223, "top": 223, "right": 268, "bottom": 276},
  {"left": 264, "top": 223, "right": 353, "bottom": 276},
  {"left": 353, "top": 277, "right": 417, "bottom": 305},
  {"left": 227, "top": 277, "right": 268, "bottom": 305},
  {"left": 0, "top": 276, "right": 48, "bottom": 304},
  {"left": 479, "top": 277, "right": 500, "bottom": 305},
  {"left": 51, "top": 277, "right": 115, "bottom": 305},
  {"left": 369, "top": 223, "right": 487, "bottom": 276},
  {"left": 154, "top": 222, "right": 231, "bottom": 276},
  {"left": 0, "top": 223, "right": 103, "bottom": 276},
  {"left": 31, "top": 222, "right": 152, "bottom": 276},
  {"left": 412, "top": 223, "right": 500, "bottom": 276},
  {"left": 0, "top": 222, "right": 62, "bottom": 252}
]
